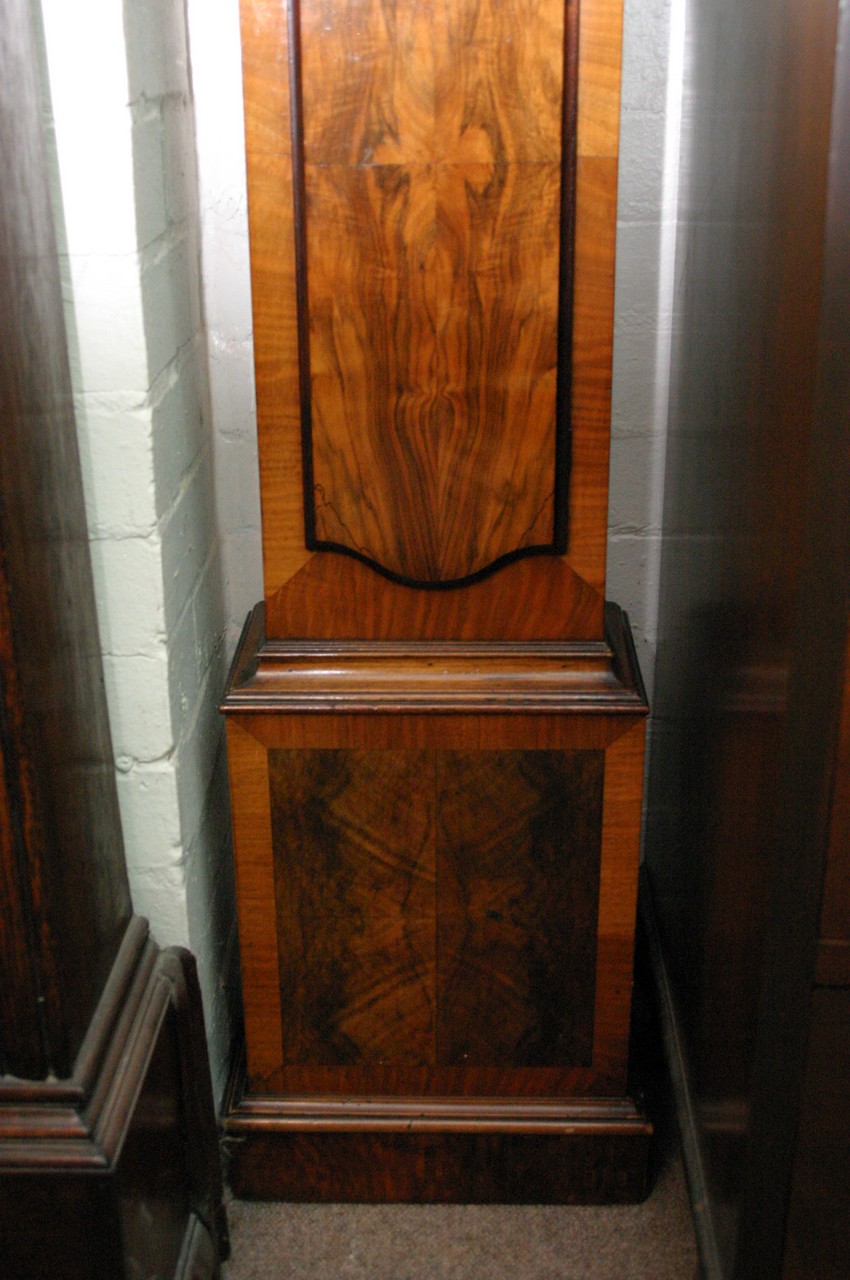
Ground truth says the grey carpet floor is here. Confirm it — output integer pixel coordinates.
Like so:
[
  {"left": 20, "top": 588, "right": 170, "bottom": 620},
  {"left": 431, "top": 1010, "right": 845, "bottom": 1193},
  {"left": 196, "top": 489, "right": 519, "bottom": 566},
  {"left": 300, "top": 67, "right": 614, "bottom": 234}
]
[{"left": 221, "top": 1131, "right": 699, "bottom": 1280}]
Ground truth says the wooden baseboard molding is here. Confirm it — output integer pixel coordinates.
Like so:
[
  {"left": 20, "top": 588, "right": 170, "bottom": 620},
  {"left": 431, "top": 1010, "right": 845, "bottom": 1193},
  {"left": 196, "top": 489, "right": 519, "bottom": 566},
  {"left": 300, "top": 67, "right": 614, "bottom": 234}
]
[
  {"left": 222, "top": 1050, "right": 651, "bottom": 1204},
  {"left": 0, "top": 918, "right": 227, "bottom": 1280},
  {"left": 639, "top": 868, "right": 723, "bottom": 1280}
]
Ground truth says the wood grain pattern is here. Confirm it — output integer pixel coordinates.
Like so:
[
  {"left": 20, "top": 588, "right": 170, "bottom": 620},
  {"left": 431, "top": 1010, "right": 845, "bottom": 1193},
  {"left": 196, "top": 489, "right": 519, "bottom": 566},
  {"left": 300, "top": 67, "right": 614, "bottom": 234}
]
[
  {"left": 225, "top": 722, "right": 284, "bottom": 1085},
  {"left": 234, "top": 727, "right": 645, "bottom": 1095},
  {"left": 576, "top": 0, "right": 623, "bottom": 159},
  {"left": 266, "top": 748, "right": 605, "bottom": 1072},
  {"left": 226, "top": 695, "right": 646, "bottom": 1099},
  {"left": 268, "top": 749, "right": 436, "bottom": 1064},
  {"left": 253, "top": 1062, "right": 617, "bottom": 1099},
  {"left": 223, "top": 1063, "right": 652, "bottom": 1201},
  {"left": 240, "top": 0, "right": 624, "bottom": 614},
  {"left": 593, "top": 720, "right": 644, "bottom": 1085},
  {"left": 248, "top": 156, "right": 312, "bottom": 594},
  {"left": 228, "top": 650, "right": 639, "bottom": 717},
  {"left": 224, "top": 600, "right": 645, "bottom": 718},
  {"left": 567, "top": 154, "right": 618, "bottom": 595},
  {"left": 300, "top": 0, "right": 565, "bottom": 167},
  {"left": 234, "top": 710, "right": 636, "bottom": 754},
  {"left": 437, "top": 751, "right": 603, "bottom": 1066},
  {"left": 266, "top": 550, "right": 604, "bottom": 640},
  {"left": 301, "top": 0, "right": 569, "bottom": 583},
  {"left": 306, "top": 160, "right": 562, "bottom": 582},
  {"left": 225, "top": 1120, "right": 650, "bottom": 1203},
  {"left": 240, "top": 3, "right": 312, "bottom": 595},
  {"left": 239, "top": 0, "right": 292, "bottom": 157}
]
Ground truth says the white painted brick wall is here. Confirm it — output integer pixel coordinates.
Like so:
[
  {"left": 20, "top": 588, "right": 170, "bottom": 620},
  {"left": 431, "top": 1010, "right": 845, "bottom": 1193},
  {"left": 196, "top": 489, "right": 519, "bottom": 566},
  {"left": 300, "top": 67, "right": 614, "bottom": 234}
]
[
  {"left": 40, "top": 0, "right": 238, "bottom": 1100},
  {"left": 186, "top": 0, "right": 263, "bottom": 653},
  {"left": 609, "top": 0, "right": 684, "bottom": 703}
]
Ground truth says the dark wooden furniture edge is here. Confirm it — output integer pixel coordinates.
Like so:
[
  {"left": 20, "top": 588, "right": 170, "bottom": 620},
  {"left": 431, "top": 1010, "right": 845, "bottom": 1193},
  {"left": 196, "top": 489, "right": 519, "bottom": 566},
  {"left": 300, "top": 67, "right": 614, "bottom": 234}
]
[
  {"left": 0, "top": 917, "right": 228, "bottom": 1270},
  {"left": 640, "top": 867, "right": 722, "bottom": 1280},
  {"left": 175, "top": 1213, "right": 222, "bottom": 1280},
  {"left": 815, "top": 939, "right": 850, "bottom": 985},
  {"left": 222, "top": 601, "right": 649, "bottom": 715},
  {"left": 0, "top": 917, "right": 151, "bottom": 1113}
]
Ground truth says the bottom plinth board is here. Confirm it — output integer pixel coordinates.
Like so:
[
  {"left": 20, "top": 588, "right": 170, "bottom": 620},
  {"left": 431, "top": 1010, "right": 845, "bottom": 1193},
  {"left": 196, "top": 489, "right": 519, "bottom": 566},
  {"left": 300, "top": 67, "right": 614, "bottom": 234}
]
[{"left": 222, "top": 1082, "right": 652, "bottom": 1204}]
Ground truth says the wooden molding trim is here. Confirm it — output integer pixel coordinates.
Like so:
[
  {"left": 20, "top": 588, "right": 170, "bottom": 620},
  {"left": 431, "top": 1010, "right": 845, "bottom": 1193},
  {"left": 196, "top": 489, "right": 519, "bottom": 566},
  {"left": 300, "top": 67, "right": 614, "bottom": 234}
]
[
  {"left": 0, "top": 920, "right": 216, "bottom": 1180},
  {"left": 223, "top": 602, "right": 648, "bottom": 716},
  {"left": 228, "top": 1078, "right": 650, "bottom": 1137},
  {"left": 0, "top": 918, "right": 153, "bottom": 1116},
  {"left": 222, "top": 1040, "right": 650, "bottom": 1203},
  {"left": 1, "top": 919, "right": 227, "bottom": 1278}
]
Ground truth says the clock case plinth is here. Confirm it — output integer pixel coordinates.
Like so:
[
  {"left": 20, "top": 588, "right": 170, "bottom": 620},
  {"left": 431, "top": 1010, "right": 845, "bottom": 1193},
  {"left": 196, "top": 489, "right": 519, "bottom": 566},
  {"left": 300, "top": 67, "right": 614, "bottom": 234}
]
[{"left": 221, "top": 592, "right": 651, "bottom": 1203}]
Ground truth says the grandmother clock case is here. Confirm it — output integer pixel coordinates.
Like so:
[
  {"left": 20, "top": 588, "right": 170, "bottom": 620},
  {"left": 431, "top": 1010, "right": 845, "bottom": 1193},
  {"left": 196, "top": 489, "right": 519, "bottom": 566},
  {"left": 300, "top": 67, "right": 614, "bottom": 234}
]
[{"left": 222, "top": 0, "right": 651, "bottom": 1201}]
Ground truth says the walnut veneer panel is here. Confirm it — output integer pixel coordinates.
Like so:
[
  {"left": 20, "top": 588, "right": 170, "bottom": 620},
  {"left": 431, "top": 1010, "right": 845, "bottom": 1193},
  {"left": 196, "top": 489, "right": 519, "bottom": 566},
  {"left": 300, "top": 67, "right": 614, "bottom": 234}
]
[
  {"left": 301, "top": 0, "right": 571, "bottom": 584},
  {"left": 437, "top": 750, "right": 603, "bottom": 1067},
  {"left": 268, "top": 749, "right": 436, "bottom": 1065},
  {"left": 306, "top": 160, "right": 563, "bottom": 583},
  {"left": 267, "top": 748, "right": 603, "bottom": 1073},
  {"left": 229, "top": 714, "right": 644, "bottom": 1094},
  {"left": 240, "top": 0, "right": 625, "bottom": 619}
]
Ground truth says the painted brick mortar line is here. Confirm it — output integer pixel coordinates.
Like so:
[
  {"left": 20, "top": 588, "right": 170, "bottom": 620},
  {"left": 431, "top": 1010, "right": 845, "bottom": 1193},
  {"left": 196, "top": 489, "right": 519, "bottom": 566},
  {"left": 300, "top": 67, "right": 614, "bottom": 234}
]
[{"left": 174, "top": 659, "right": 226, "bottom": 756}]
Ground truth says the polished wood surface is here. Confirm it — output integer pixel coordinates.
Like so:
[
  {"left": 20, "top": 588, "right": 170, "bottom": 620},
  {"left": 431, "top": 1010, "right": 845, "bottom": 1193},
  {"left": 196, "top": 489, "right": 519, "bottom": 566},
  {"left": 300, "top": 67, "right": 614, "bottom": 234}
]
[
  {"left": 230, "top": 0, "right": 642, "bottom": 1203},
  {"left": 307, "top": 160, "right": 562, "bottom": 582},
  {"left": 437, "top": 750, "right": 602, "bottom": 1066},
  {"left": 224, "top": 596, "right": 646, "bottom": 717},
  {"left": 1, "top": 935, "right": 227, "bottom": 1280},
  {"left": 241, "top": 0, "right": 623, "bottom": 623},
  {"left": 240, "top": 1, "right": 310, "bottom": 594},
  {"left": 269, "top": 749, "right": 436, "bottom": 1065},
  {"left": 224, "top": 606, "right": 646, "bottom": 1202},
  {"left": 567, "top": 153, "right": 617, "bottom": 593},
  {"left": 224, "top": 1089, "right": 651, "bottom": 1202},
  {"left": 267, "top": 749, "right": 603, "bottom": 1072},
  {"left": 301, "top": 0, "right": 567, "bottom": 167},
  {"left": 226, "top": 722, "right": 285, "bottom": 1079},
  {"left": 224, "top": 608, "right": 646, "bottom": 1100},
  {"left": 266, "top": 550, "right": 604, "bottom": 641},
  {"left": 301, "top": 0, "right": 568, "bottom": 583}
]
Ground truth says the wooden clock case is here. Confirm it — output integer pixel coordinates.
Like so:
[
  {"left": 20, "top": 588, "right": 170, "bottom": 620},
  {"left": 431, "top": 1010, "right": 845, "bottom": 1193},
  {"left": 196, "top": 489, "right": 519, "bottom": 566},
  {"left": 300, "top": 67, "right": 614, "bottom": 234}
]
[{"left": 222, "top": 0, "right": 651, "bottom": 1202}]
